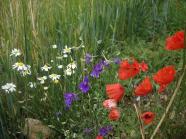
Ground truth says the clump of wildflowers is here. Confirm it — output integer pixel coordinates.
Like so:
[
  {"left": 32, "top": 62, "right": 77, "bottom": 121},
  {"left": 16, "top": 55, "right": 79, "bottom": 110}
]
[
  {"left": 98, "top": 125, "right": 113, "bottom": 136},
  {"left": 12, "top": 62, "right": 31, "bottom": 76},
  {"left": 1, "top": 83, "right": 16, "bottom": 93},
  {"left": 28, "top": 82, "right": 36, "bottom": 88},
  {"left": 85, "top": 53, "right": 92, "bottom": 64},
  {"left": 62, "top": 45, "right": 71, "bottom": 58},
  {"left": 37, "top": 76, "right": 47, "bottom": 84},
  {"left": 90, "top": 60, "right": 104, "bottom": 78},
  {"left": 64, "top": 93, "right": 78, "bottom": 109},
  {"left": 10, "top": 48, "right": 21, "bottom": 57},
  {"left": 49, "top": 74, "right": 61, "bottom": 83},
  {"left": 41, "top": 64, "right": 52, "bottom": 72},
  {"left": 64, "top": 61, "right": 77, "bottom": 76},
  {"left": 79, "top": 76, "right": 90, "bottom": 93}
]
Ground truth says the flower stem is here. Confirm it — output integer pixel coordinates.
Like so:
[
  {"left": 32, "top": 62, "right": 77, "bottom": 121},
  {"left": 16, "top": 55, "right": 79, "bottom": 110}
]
[{"left": 134, "top": 103, "right": 145, "bottom": 139}]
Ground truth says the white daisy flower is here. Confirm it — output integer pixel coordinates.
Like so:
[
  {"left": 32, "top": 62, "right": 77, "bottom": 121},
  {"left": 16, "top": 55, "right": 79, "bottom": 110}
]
[
  {"left": 62, "top": 45, "right": 71, "bottom": 58},
  {"left": 12, "top": 62, "right": 31, "bottom": 76},
  {"left": 1, "top": 83, "right": 16, "bottom": 93},
  {"left": 28, "top": 82, "right": 36, "bottom": 88},
  {"left": 67, "top": 61, "right": 77, "bottom": 69},
  {"left": 37, "top": 76, "right": 47, "bottom": 84},
  {"left": 22, "top": 65, "right": 31, "bottom": 76},
  {"left": 63, "top": 45, "right": 71, "bottom": 54},
  {"left": 49, "top": 74, "right": 61, "bottom": 83},
  {"left": 57, "top": 65, "right": 63, "bottom": 69},
  {"left": 12, "top": 62, "right": 27, "bottom": 71},
  {"left": 52, "top": 44, "right": 57, "bottom": 49},
  {"left": 64, "top": 61, "right": 77, "bottom": 76},
  {"left": 10, "top": 48, "right": 21, "bottom": 57},
  {"left": 41, "top": 64, "right": 52, "bottom": 72},
  {"left": 64, "top": 68, "right": 75, "bottom": 76}
]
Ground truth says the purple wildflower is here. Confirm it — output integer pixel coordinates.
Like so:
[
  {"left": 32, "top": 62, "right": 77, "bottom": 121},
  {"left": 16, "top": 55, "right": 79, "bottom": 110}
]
[
  {"left": 113, "top": 58, "right": 121, "bottom": 64},
  {"left": 64, "top": 93, "right": 78, "bottom": 109},
  {"left": 79, "top": 76, "right": 90, "bottom": 93},
  {"left": 90, "top": 61, "right": 104, "bottom": 78},
  {"left": 85, "top": 53, "right": 92, "bottom": 64},
  {"left": 102, "top": 60, "right": 110, "bottom": 67},
  {"left": 99, "top": 125, "right": 113, "bottom": 136}
]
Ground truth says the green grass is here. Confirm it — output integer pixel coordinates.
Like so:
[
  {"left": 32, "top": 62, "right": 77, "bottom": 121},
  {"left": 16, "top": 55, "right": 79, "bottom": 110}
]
[{"left": 0, "top": 0, "right": 186, "bottom": 139}]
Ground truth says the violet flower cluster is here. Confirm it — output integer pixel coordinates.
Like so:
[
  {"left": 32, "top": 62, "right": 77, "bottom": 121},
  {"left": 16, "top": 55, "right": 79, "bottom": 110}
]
[
  {"left": 85, "top": 53, "right": 92, "bottom": 64},
  {"left": 99, "top": 125, "right": 113, "bottom": 136},
  {"left": 90, "top": 60, "right": 109, "bottom": 78},
  {"left": 79, "top": 76, "right": 90, "bottom": 93},
  {"left": 64, "top": 93, "right": 78, "bottom": 109}
]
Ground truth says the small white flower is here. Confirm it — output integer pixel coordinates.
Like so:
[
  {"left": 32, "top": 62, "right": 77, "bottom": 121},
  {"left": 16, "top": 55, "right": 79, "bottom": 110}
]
[
  {"left": 28, "top": 82, "right": 36, "bottom": 88},
  {"left": 52, "top": 44, "right": 57, "bottom": 49},
  {"left": 12, "top": 62, "right": 26, "bottom": 71},
  {"left": 37, "top": 76, "right": 47, "bottom": 84},
  {"left": 63, "top": 54, "right": 68, "bottom": 58},
  {"left": 41, "top": 97, "right": 47, "bottom": 101},
  {"left": 12, "top": 62, "right": 31, "bottom": 76},
  {"left": 10, "top": 48, "right": 21, "bottom": 57},
  {"left": 97, "top": 40, "right": 102, "bottom": 44},
  {"left": 63, "top": 45, "right": 71, "bottom": 53},
  {"left": 136, "top": 96, "right": 141, "bottom": 101},
  {"left": 64, "top": 61, "right": 77, "bottom": 76},
  {"left": 43, "top": 86, "right": 49, "bottom": 90},
  {"left": 57, "top": 65, "right": 63, "bottom": 69},
  {"left": 1, "top": 83, "right": 16, "bottom": 93},
  {"left": 41, "top": 64, "right": 52, "bottom": 71},
  {"left": 67, "top": 61, "right": 77, "bottom": 69},
  {"left": 62, "top": 45, "right": 71, "bottom": 58},
  {"left": 22, "top": 65, "right": 31, "bottom": 76},
  {"left": 49, "top": 74, "right": 61, "bottom": 83},
  {"left": 51, "top": 60, "right": 54, "bottom": 63},
  {"left": 64, "top": 68, "right": 75, "bottom": 76}
]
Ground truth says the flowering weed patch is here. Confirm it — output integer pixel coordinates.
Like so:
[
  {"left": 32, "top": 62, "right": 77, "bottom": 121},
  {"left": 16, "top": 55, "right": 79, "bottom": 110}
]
[
  {"left": 0, "top": 1, "right": 186, "bottom": 139},
  {"left": 0, "top": 30, "right": 186, "bottom": 139}
]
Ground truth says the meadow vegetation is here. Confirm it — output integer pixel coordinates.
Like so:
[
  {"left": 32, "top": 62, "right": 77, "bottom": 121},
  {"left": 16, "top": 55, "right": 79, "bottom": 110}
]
[{"left": 0, "top": 0, "right": 186, "bottom": 139}]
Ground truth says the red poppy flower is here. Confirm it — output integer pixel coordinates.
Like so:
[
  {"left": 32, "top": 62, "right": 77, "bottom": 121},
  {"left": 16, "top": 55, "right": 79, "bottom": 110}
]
[
  {"left": 118, "top": 59, "right": 140, "bottom": 80},
  {"left": 141, "top": 111, "right": 155, "bottom": 125},
  {"left": 103, "top": 99, "right": 117, "bottom": 109},
  {"left": 153, "top": 66, "right": 176, "bottom": 93},
  {"left": 166, "top": 31, "right": 185, "bottom": 50},
  {"left": 106, "top": 83, "right": 125, "bottom": 102},
  {"left": 108, "top": 108, "right": 120, "bottom": 121},
  {"left": 140, "top": 61, "right": 148, "bottom": 72},
  {"left": 96, "top": 135, "right": 103, "bottom": 139},
  {"left": 135, "top": 77, "right": 153, "bottom": 96}
]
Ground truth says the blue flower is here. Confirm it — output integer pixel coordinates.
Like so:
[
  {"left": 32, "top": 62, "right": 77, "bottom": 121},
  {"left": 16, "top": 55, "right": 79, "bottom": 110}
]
[
  {"left": 85, "top": 53, "right": 92, "bottom": 64},
  {"left": 99, "top": 125, "right": 113, "bottom": 136},
  {"left": 101, "top": 60, "right": 110, "bottom": 67},
  {"left": 64, "top": 93, "right": 78, "bottom": 109},
  {"left": 90, "top": 61, "right": 104, "bottom": 78},
  {"left": 79, "top": 76, "right": 90, "bottom": 93}
]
